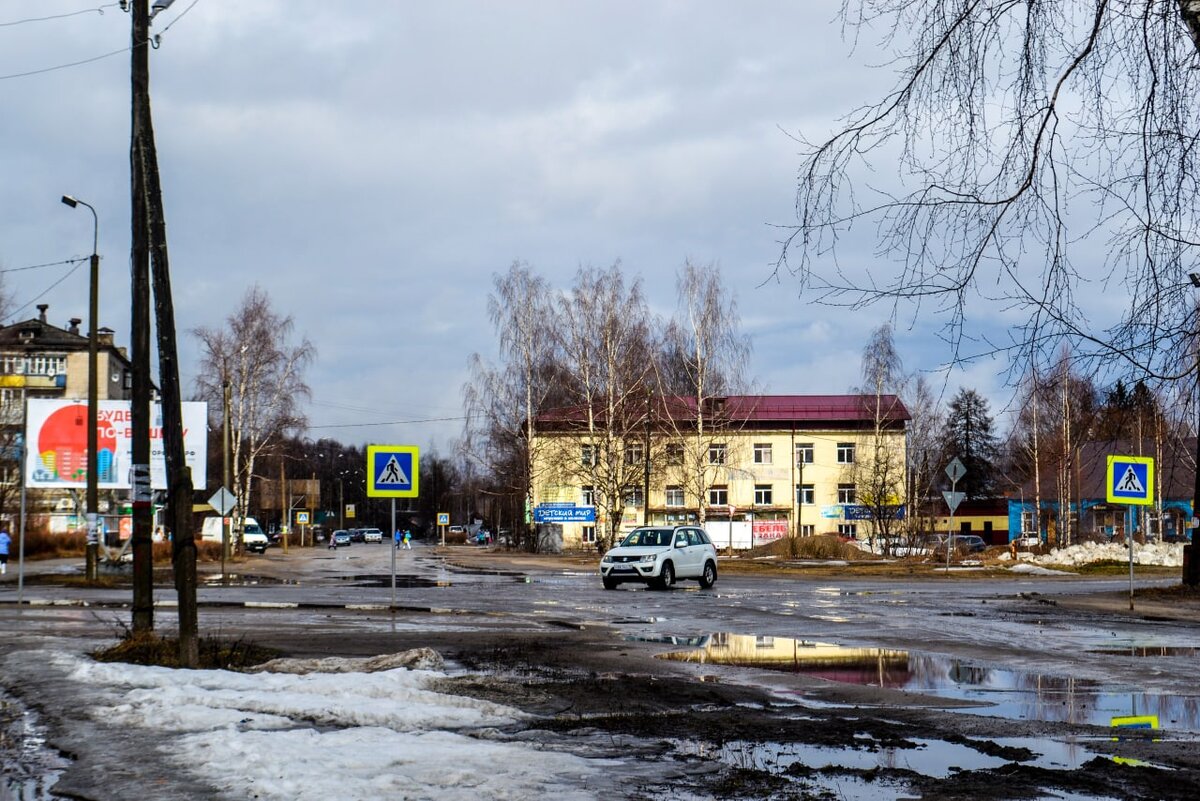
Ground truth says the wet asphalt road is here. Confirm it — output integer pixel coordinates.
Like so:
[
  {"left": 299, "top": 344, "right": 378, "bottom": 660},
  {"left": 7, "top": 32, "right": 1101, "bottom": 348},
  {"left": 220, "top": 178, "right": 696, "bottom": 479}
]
[{"left": 2, "top": 541, "right": 1193, "bottom": 697}]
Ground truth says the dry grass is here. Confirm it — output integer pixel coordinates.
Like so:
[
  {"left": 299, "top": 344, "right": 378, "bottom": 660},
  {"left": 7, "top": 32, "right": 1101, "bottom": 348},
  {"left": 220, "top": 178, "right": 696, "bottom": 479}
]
[
  {"left": 744, "top": 535, "right": 881, "bottom": 561},
  {"left": 92, "top": 629, "right": 279, "bottom": 670}
]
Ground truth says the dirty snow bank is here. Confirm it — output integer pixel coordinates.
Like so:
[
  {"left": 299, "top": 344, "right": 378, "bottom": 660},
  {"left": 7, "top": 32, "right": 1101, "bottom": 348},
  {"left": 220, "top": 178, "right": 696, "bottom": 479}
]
[
  {"left": 1002, "top": 541, "right": 1183, "bottom": 568},
  {"left": 44, "top": 649, "right": 610, "bottom": 801}
]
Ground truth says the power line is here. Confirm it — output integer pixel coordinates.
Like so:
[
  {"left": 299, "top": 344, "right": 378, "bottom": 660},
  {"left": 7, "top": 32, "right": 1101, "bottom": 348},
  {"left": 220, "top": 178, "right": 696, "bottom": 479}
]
[
  {"left": 5, "top": 260, "right": 86, "bottom": 322},
  {"left": 309, "top": 416, "right": 466, "bottom": 430},
  {"left": 0, "top": 3, "right": 121, "bottom": 28},
  {"left": 0, "top": 46, "right": 128, "bottom": 81},
  {"left": 1, "top": 257, "right": 87, "bottom": 274}
]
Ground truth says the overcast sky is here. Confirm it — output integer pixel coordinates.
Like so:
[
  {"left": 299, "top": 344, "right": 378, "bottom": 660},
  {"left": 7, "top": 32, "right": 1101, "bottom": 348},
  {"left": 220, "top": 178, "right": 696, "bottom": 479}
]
[{"left": 1, "top": 1, "right": 1017, "bottom": 462}]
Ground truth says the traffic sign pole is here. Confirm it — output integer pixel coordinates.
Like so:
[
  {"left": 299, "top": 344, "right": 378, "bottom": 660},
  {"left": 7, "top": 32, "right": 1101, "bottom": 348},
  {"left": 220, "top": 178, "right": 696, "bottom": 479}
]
[{"left": 390, "top": 497, "right": 396, "bottom": 610}]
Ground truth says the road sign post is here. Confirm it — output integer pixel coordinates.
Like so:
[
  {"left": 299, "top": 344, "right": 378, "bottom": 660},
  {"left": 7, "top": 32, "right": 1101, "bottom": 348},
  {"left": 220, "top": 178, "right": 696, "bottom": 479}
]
[
  {"left": 1106, "top": 455, "right": 1154, "bottom": 610},
  {"left": 943, "top": 459, "right": 966, "bottom": 571}
]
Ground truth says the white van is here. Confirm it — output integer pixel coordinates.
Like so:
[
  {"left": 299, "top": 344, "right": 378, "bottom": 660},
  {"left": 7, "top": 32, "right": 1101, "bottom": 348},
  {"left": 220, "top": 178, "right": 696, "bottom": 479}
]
[{"left": 199, "top": 516, "right": 269, "bottom": 554}]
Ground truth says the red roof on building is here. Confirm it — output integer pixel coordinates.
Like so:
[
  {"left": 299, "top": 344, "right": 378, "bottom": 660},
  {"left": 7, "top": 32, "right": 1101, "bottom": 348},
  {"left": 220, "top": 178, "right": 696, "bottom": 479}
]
[{"left": 537, "top": 394, "right": 910, "bottom": 426}]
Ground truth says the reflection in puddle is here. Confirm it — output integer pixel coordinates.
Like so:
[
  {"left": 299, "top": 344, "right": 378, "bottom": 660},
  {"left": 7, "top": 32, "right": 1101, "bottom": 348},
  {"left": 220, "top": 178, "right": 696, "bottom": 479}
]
[
  {"left": 1088, "top": 646, "right": 1199, "bottom": 658},
  {"left": 335, "top": 574, "right": 450, "bottom": 588},
  {"left": 658, "top": 633, "right": 1200, "bottom": 731},
  {"left": 0, "top": 695, "right": 67, "bottom": 801},
  {"left": 202, "top": 573, "right": 297, "bottom": 587}
]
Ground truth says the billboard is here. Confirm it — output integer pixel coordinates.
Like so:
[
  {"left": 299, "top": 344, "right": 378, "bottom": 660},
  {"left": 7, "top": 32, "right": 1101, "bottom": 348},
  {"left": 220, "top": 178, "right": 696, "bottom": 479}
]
[{"left": 24, "top": 399, "right": 207, "bottom": 489}]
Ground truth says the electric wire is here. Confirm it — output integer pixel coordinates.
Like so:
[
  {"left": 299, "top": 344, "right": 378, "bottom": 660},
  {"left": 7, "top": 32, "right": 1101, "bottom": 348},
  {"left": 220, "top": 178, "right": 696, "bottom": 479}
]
[
  {"left": 308, "top": 416, "right": 466, "bottom": 430},
  {"left": 0, "top": 4, "right": 120, "bottom": 28},
  {"left": 0, "top": 46, "right": 128, "bottom": 81},
  {"left": 1, "top": 257, "right": 87, "bottom": 274},
  {"left": 5, "top": 260, "right": 87, "bottom": 322}
]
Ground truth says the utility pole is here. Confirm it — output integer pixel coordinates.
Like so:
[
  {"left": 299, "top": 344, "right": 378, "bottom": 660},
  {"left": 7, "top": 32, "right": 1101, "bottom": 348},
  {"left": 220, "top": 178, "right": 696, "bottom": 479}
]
[
  {"left": 222, "top": 375, "right": 231, "bottom": 564},
  {"left": 133, "top": 0, "right": 198, "bottom": 665},
  {"left": 129, "top": 0, "right": 154, "bottom": 634}
]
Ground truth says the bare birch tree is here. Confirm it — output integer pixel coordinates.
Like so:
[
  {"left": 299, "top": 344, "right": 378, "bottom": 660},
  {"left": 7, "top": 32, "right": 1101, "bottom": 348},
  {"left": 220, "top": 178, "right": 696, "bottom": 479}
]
[
  {"left": 658, "top": 261, "right": 752, "bottom": 527},
  {"left": 852, "top": 324, "right": 909, "bottom": 552},
  {"left": 555, "top": 264, "right": 657, "bottom": 550},
  {"left": 464, "top": 263, "right": 562, "bottom": 550},
  {"left": 192, "top": 286, "right": 314, "bottom": 545},
  {"left": 783, "top": 2, "right": 1200, "bottom": 385}
]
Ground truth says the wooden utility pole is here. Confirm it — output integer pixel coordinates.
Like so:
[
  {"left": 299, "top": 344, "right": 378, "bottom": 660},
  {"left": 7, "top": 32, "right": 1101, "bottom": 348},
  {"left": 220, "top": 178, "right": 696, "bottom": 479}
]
[
  {"left": 132, "top": 0, "right": 199, "bottom": 665},
  {"left": 129, "top": 0, "right": 154, "bottom": 634}
]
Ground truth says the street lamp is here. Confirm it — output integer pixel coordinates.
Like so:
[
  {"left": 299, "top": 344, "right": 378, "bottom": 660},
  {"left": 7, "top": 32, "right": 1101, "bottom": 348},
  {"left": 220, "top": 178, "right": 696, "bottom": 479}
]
[{"left": 61, "top": 194, "right": 101, "bottom": 581}]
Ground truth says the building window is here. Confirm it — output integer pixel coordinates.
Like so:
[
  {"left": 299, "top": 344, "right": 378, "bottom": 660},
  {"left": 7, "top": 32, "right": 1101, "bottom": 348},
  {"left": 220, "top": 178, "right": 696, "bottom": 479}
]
[
  {"left": 582, "top": 525, "right": 596, "bottom": 544},
  {"left": 665, "top": 442, "right": 684, "bottom": 465},
  {"left": 753, "top": 443, "right": 772, "bottom": 464},
  {"left": 625, "top": 443, "right": 643, "bottom": 465},
  {"left": 795, "top": 442, "right": 814, "bottom": 465},
  {"left": 708, "top": 486, "right": 728, "bottom": 506},
  {"left": 837, "top": 442, "right": 855, "bottom": 464},
  {"left": 838, "top": 483, "right": 856, "bottom": 504},
  {"left": 1021, "top": 511, "right": 1035, "bottom": 534},
  {"left": 581, "top": 444, "right": 597, "bottom": 467},
  {"left": 708, "top": 443, "right": 727, "bottom": 465},
  {"left": 800, "top": 524, "right": 815, "bottom": 536},
  {"left": 837, "top": 523, "right": 857, "bottom": 537},
  {"left": 796, "top": 484, "right": 814, "bottom": 505},
  {"left": 754, "top": 484, "right": 773, "bottom": 505},
  {"left": 624, "top": 486, "right": 644, "bottom": 507},
  {"left": 581, "top": 485, "right": 595, "bottom": 506},
  {"left": 665, "top": 485, "right": 685, "bottom": 507}
]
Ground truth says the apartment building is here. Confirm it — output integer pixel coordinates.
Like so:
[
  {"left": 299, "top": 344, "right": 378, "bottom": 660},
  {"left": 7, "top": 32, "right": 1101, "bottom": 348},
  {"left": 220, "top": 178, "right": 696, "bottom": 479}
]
[
  {"left": 531, "top": 394, "right": 910, "bottom": 550},
  {"left": 0, "top": 304, "right": 133, "bottom": 524}
]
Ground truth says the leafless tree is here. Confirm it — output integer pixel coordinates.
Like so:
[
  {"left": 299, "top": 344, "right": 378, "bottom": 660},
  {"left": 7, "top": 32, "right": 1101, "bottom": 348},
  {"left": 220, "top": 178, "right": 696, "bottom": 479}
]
[
  {"left": 901, "top": 373, "right": 942, "bottom": 548},
  {"left": 851, "top": 324, "right": 909, "bottom": 552},
  {"left": 464, "top": 263, "right": 563, "bottom": 550},
  {"left": 658, "top": 261, "right": 752, "bottom": 527},
  {"left": 552, "top": 264, "right": 658, "bottom": 550},
  {"left": 192, "top": 286, "right": 314, "bottom": 544},
  {"left": 782, "top": 1, "right": 1200, "bottom": 385}
]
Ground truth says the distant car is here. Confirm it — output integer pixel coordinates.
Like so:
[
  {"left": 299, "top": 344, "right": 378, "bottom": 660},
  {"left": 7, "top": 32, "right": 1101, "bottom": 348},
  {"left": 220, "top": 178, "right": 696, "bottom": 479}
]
[
  {"left": 361, "top": 528, "right": 383, "bottom": 544},
  {"left": 1012, "top": 535, "right": 1041, "bottom": 549},
  {"left": 933, "top": 534, "right": 987, "bottom": 557},
  {"left": 448, "top": 525, "right": 465, "bottom": 535},
  {"left": 599, "top": 525, "right": 718, "bottom": 590},
  {"left": 348, "top": 528, "right": 366, "bottom": 543},
  {"left": 332, "top": 530, "right": 352, "bottom": 547}
]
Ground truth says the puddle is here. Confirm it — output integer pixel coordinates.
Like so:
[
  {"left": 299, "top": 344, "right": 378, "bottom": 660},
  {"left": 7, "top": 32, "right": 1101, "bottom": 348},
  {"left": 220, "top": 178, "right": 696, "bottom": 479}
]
[
  {"left": 658, "top": 633, "right": 1200, "bottom": 731},
  {"left": 202, "top": 573, "right": 297, "bottom": 587},
  {"left": 335, "top": 574, "right": 450, "bottom": 588},
  {"left": 625, "top": 634, "right": 712, "bottom": 647},
  {"left": 1088, "top": 646, "right": 1199, "bottom": 658},
  {"left": 0, "top": 695, "right": 67, "bottom": 801}
]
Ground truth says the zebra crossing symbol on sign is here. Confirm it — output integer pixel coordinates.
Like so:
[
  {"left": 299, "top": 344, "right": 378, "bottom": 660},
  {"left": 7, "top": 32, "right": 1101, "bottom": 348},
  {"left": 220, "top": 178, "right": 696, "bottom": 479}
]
[{"left": 1106, "top": 455, "right": 1153, "bottom": 506}]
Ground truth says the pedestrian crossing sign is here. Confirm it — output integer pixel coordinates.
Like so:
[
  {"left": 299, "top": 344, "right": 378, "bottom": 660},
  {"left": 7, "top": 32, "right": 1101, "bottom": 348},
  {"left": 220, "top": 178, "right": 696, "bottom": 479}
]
[
  {"left": 366, "top": 445, "right": 419, "bottom": 498},
  {"left": 1106, "top": 455, "right": 1153, "bottom": 506}
]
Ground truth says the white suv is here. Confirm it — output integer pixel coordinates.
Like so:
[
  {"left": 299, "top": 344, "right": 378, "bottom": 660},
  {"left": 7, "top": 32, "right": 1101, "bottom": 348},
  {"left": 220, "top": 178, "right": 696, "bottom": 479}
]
[
  {"left": 361, "top": 528, "right": 383, "bottom": 544},
  {"left": 600, "top": 526, "right": 718, "bottom": 590}
]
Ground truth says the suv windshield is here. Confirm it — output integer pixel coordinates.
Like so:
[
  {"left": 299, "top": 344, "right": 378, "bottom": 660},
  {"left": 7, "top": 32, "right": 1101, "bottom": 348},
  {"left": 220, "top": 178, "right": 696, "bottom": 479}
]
[{"left": 620, "top": 528, "right": 673, "bottom": 547}]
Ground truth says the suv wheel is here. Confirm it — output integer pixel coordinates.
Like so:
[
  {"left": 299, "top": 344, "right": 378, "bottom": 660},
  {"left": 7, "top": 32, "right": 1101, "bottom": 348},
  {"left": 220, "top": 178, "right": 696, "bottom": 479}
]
[
  {"left": 602, "top": 577, "right": 618, "bottom": 590},
  {"left": 654, "top": 562, "right": 674, "bottom": 590},
  {"left": 698, "top": 560, "right": 717, "bottom": 589}
]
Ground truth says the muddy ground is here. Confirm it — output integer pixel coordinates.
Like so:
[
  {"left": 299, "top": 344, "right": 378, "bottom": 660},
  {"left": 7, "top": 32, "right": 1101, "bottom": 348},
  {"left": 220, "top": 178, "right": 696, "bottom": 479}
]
[
  {"left": 235, "top": 616, "right": 1199, "bottom": 801},
  {"left": 5, "top": 550, "right": 1200, "bottom": 800}
]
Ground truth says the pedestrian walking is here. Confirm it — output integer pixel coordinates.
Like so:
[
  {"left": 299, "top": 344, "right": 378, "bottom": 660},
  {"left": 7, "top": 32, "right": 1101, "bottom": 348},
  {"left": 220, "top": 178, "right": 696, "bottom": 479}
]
[
  {"left": 403, "top": 529, "right": 412, "bottom": 549},
  {"left": 394, "top": 529, "right": 403, "bottom": 550},
  {"left": 0, "top": 525, "right": 11, "bottom": 576}
]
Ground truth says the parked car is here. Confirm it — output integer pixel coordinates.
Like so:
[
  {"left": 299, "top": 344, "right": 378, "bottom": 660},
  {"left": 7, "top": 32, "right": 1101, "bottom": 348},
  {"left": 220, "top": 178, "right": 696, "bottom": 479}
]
[
  {"left": 348, "top": 528, "right": 366, "bottom": 543},
  {"left": 331, "top": 530, "right": 352, "bottom": 547},
  {"left": 1012, "top": 535, "right": 1041, "bottom": 549},
  {"left": 932, "top": 534, "right": 987, "bottom": 557},
  {"left": 599, "top": 525, "right": 719, "bottom": 590},
  {"left": 361, "top": 528, "right": 383, "bottom": 544}
]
